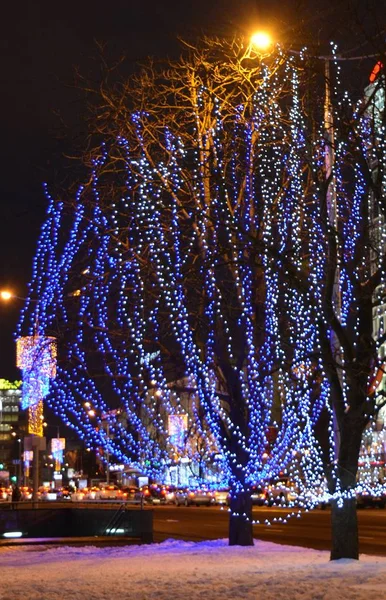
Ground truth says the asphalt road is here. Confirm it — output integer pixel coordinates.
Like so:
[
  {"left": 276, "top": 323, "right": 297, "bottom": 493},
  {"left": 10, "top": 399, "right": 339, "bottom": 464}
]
[{"left": 152, "top": 505, "right": 386, "bottom": 556}]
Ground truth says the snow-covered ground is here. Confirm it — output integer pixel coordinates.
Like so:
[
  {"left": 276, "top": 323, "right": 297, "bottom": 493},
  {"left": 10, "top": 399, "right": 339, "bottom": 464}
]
[{"left": 0, "top": 539, "right": 385, "bottom": 600}]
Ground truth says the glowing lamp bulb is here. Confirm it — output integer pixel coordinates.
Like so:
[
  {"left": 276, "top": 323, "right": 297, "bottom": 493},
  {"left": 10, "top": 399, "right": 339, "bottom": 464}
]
[
  {"left": 250, "top": 31, "right": 272, "bottom": 51},
  {"left": 0, "top": 290, "right": 12, "bottom": 301}
]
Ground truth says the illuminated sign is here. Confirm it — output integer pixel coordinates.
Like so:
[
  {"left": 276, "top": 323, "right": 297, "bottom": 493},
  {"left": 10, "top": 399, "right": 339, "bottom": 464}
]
[
  {"left": 51, "top": 438, "right": 65, "bottom": 453},
  {"left": 168, "top": 414, "right": 188, "bottom": 449},
  {"left": 16, "top": 336, "right": 57, "bottom": 410},
  {"left": 51, "top": 437, "right": 65, "bottom": 469}
]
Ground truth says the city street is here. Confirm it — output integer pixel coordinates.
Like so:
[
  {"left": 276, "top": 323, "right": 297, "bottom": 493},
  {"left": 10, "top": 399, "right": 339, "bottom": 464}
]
[
  {"left": 151, "top": 505, "right": 386, "bottom": 556},
  {"left": 2, "top": 501, "right": 386, "bottom": 556}
]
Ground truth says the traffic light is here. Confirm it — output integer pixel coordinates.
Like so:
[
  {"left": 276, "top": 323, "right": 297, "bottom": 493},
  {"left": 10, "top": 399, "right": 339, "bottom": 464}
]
[
  {"left": 0, "top": 463, "right": 4, "bottom": 470},
  {"left": 10, "top": 475, "right": 17, "bottom": 483}
]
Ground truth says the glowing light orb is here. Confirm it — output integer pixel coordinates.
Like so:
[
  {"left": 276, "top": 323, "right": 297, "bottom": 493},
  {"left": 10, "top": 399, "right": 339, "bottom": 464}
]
[
  {"left": 0, "top": 290, "right": 12, "bottom": 301},
  {"left": 250, "top": 31, "right": 272, "bottom": 51}
]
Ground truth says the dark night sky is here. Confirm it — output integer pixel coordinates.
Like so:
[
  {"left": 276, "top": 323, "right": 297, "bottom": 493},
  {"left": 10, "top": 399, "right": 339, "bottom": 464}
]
[{"left": 0, "top": 0, "right": 384, "bottom": 382}]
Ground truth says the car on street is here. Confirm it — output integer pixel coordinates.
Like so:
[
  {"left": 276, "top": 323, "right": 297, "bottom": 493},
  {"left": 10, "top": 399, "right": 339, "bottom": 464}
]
[
  {"left": 185, "top": 488, "right": 215, "bottom": 506},
  {"left": 213, "top": 488, "right": 230, "bottom": 506},
  {"left": 82, "top": 486, "right": 100, "bottom": 500},
  {"left": 121, "top": 486, "right": 143, "bottom": 504},
  {"left": 250, "top": 485, "right": 268, "bottom": 506},
  {"left": 162, "top": 485, "right": 176, "bottom": 504},
  {"left": 0, "top": 487, "right": 11, "bottom": 501},
  {"left": 57, "top": 486, "right": 74, "bottom": 500},
  {"left": 40, "top": 488, "right": 60, "bottom": 501},
  {"left": 266, "top": 478, "right": 298, "bottom": 506},
  {"left": 71, "top": 489, "right": 88, "bottom": 501},
  {"left": 20, "top": 486, "right": 32, "bottom": 500},
  {"left": 172, "top": 488, "right": 189, "bottom": 506},
  {"left": 142, "top": 484, "right": 167, "bottom": 505},
  {"left": 98, "top": 484, "right": 123, "bottom": 500}
]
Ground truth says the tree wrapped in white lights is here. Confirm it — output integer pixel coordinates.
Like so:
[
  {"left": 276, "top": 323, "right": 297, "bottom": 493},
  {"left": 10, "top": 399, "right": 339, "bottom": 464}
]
[{"left": 18, "top": 38, "right": 386, "bottom": 557}]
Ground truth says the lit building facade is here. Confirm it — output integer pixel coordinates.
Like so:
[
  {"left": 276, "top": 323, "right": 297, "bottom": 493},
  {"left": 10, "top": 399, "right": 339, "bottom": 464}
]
[
  {"left": 140, "top": 374, "right": 228, "bottom": 487},
  {"left": 359, "top": 65, "right": 386, "bottom": 482},
  {"left": 0, "top": 379, "right": 23, "bottom": 475},
  {"left": 366, "top": 66, "right": 386, "bottom": 426}
]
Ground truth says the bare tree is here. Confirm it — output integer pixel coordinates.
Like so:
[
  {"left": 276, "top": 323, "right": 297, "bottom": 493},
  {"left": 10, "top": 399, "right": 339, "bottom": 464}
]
[{"left": 19, "top": 35, "right": 386, "bottom": 558}]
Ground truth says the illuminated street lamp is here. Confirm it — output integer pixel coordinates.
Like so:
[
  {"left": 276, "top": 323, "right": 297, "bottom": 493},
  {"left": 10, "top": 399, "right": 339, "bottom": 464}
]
[
  {"left": 0, "top": 290, "right": 12, "bottom": 301},
  {"left": 0, "top": 290, "right": 28, "bottom": 302},
  {"left": 1, "top": 290, "right": 55, "bottom": 504},
  {"left": 250, "top": 31, "right": 272, "bottom": 52}
]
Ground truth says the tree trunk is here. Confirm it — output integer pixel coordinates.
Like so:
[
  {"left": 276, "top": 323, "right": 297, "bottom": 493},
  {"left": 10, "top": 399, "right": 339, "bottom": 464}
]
[
  {"left": 329, "top": 406, "right": 364, "bottom": 561},
  {"left": 330, "top": 496, "right": 359, "bottom": 560},
  {"left": 229, "top": 489, "right": 254, "bottom": 546}
]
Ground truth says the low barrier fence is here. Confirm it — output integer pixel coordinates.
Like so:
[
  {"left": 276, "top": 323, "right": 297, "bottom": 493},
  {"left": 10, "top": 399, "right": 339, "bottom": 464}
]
[{"left": 0, "top": 503, "right": 153, "bottom": 542}]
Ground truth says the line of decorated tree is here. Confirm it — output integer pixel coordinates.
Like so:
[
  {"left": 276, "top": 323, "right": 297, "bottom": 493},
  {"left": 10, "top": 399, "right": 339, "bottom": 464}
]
[{"left": 18, "top": 35, "right": 386, "bottom": 559}]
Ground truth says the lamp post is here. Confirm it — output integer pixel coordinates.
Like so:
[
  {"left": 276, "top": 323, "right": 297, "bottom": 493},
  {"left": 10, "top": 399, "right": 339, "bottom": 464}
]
[
  {"left": 104, "top": 420, "right": 110, "bottom": 486},
  {"left": 1, "top": 290, "right": 55, "bottom": 506},
  {"left": 11, "top": 431, "right": 23, "bottom": 486},
  {"left": 43, "top": 423, "right": 65, "bottom": 487},
  {"left": 84, "top": 403, "right": 116, "bottom": 485},
  {"left": 17, "top": 438, "right": 22, "bottom": 485}
]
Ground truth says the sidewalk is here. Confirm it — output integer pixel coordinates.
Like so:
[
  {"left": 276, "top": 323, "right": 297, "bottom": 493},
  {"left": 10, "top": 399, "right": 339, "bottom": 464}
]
[{"left": 0, "top": 538, "right": 385, "bottom": 600}]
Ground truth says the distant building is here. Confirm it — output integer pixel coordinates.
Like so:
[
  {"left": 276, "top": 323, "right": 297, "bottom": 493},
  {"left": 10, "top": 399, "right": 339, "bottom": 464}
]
[
  {"left": 0, "top": 379, "right": 24, "bottom": 479},
  {"left": 359, "top": 63, "right": 386, "bottom": 482},
  {"left": 366, "top": 63, "right": 386, "bottom": 426},
  {"left": 141, "top": 374, "right": 228, "bottom": 487}
]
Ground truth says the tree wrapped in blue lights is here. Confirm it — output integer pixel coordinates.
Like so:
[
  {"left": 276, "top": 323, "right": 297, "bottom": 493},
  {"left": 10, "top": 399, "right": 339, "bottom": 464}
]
[{"left": 18, "top": 38, "right": 386, "bottom": 557}]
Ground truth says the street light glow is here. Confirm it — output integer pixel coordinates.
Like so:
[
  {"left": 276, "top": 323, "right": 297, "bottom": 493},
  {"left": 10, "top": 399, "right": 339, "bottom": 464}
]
[
  {"left": 0, "top": 290, "right": 13, "bottom": 301},
  {"left": 250, "top": 31, "right": 272, "bottom": 51}
]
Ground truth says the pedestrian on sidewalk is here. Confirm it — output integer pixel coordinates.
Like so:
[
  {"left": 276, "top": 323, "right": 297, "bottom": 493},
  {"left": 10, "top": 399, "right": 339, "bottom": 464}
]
[{"left": 11, "top": 484, "right": 21, "bottom": 509}]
